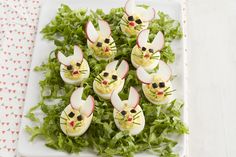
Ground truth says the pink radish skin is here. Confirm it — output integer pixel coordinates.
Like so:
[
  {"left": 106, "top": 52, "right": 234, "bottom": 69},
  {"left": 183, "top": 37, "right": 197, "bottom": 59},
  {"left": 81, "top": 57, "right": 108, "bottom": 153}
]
[
  {"left": 128, "top": 87, "right": 139, "bottom": 108},
  {"left": 111, "top": 90, "right": 123, "bottom": 111},
  {"left": 73, "top": 45, "right": 84, "bottom": 63},
  {"left": 136, "top": 66, "right": 153, "bottom": 84},
  {"left": 150, "top": 31, "right": 164, "bottom": 52},
  {"left": 85, "top": 21, "right": 99, "bottom": 43},
  {"left": 124, "top": 0, "right": 135, "bottom": 16},
  {"left": 98, "top": 20, "right": 111, "bottom": 38},
  {"left": 81, "top": 96, "right": 95, "bottom": 117},
  {"left": 136, "top": 29, "right": 149, "bottom": 48},
  {"left": 117, "top": 60, "right": 129, "bottom": 79}
]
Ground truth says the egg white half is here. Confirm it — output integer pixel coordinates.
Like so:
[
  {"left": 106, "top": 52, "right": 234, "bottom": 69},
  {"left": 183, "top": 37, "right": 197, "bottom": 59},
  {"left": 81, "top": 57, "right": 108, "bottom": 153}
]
[
  {"left": 142, "top": 79, "right": 173, "bottom": 105},
  {"left": 60, "top": 58, "right": 90, "bottom": 85},
  {"left": 113, "top": 103, "right": 145, "bottom": 135},
  {"left": 60, "top": 103, "right": 93, "bottom": 137},
  {"left": 131, "top": 46, "right": 160, "bottom": 72}
]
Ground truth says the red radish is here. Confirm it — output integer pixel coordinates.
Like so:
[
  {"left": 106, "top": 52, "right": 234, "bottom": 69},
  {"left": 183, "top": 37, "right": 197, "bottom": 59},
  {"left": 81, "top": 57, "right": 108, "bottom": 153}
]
[
  {"left": 57, "top": 51, "right": 70, "bottom": 66},
  {"left": 117, "top": 60, "right": 129, "bottom": 79},
  {"left": 128, "top": 87, "right": 139, "bottom": 108},
  {"left": 150, "top": 31, "right": 164, "bottom": 52},
  {"left": 70, "top": 87, "right": 84, "bottom": 109},
  {"left": 80, "top": 96, "right": 95, "bottom": 117},
  {"left": 85, "top": 21, "right": 99, "bottom": 43},
  {"left": 142, "top": 7, "right": 155, "bottom": 22},
  {"left": 98, "top": 20, "right": 111, "bottom": 38},
  {"left": 136, "top": 66, "right": 153, "bottom": 84},
  {"left": 157, "top": 60, "right": 172, "bottom": 82},
  {"left": 105, "top": 60, "right": 119, "bottom": 71},
  {"left": 73, "top": 45, "right": 84, "bottom": 63},
  {"left": 111, "top": 90, "right": 123, "bottom": 111},
  {"left": 137, "top": 29, "right": 149, "bottom": 48},
  {"left": 124, "top": 0, "right": 135, "bottom": 16}
]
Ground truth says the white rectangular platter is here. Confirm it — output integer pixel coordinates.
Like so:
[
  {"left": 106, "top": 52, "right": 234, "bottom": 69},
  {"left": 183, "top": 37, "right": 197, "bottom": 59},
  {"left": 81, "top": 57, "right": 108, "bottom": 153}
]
[{"left": 17, "top": 0, "right": 187, "bottom": 156}]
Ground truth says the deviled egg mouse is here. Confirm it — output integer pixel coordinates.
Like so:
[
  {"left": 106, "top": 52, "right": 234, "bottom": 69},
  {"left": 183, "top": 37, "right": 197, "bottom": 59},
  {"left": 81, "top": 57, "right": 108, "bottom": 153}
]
[
  {"left": 86, "top": 20, "right": 117, "bottom": 61},
  {"left": 136, "top": 61, "right": 174, "bottom": 104},
  {"left": 60, "top": 87, "right": 94, "bottom": 136},
  {"left": 120, "top": 0, "right": 155, "bottom": 36},
  {"left": 131, "top": 29, "right": 164, "bottom": 72},
  {"left": 93, "top": 60, "right": 129, "bottom": 100},
  {"left": 57, "top": 45, "right": 90, "bottom": 85},
  {"left": 111, "top": 87, "right": 145, "bottom": 135}
]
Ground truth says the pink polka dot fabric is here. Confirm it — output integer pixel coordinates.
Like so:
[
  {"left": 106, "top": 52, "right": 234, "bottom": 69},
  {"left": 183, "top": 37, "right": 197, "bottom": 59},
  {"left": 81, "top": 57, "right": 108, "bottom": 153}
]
[{"left": 0, "top": 0, "right": 41, "bottom": 156}]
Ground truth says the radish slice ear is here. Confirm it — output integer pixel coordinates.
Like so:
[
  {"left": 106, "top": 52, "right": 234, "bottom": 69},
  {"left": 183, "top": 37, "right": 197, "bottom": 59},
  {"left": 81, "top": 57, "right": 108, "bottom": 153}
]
[
  {"left": 128, "top": 87, "right": 139, "bottom": 108},
  {"left": 80, "top": 95, "right": 95, "bottom": 117},
  {"left": 57, "top": 52, "right": 70, "bottom": 66},
  {"left": 105, "top": 60, "right": 119, "bottom": 71},
  {"left": 137, "top": 29, "right": 149, "bottom": 48},
  {"left": 85, "top": 21, "right": 99, "bottom": 43},
  {"left": 142, "top": 7, "right": 155, "bottom": 22},
  {"left": 111, "top": 90, "right": 123, "bottom": 111},
  {"left": 150, "top": 31, "right": 164, "bottom": 52},
  {"left": 124, "top": 0, "right": 135, "bottom": 16},
  {"left": 117, "top": 60, "right": 129, "bottom": 79},
  {"left": 136, "top": 66, "right": 153, "bottom": 84},
  {"left": 70, "top": 87, "right": 84, "bottom": 110},
  {"left": 73, "top": 45, "right": 83, "bottom": 63},
  {"left": 157, "top": 60, "right": 172, "bottom": 82},
  {"left": 98, "top": 20, "right": 111, "bottom": 38}
]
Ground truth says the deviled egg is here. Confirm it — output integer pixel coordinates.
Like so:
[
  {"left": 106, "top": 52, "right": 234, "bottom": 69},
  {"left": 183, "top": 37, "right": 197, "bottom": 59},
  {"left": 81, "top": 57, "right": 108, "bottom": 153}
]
[
  {"left": 86, "top": 20, "right": 117, "bottom": 61},
  {"left": 93, "top": 60, "right": 129, "bottom": 100},
  {"left": 136, "top": 61, "right": 174, "bottom": 104},
  {"left": 57, "top": 45, "right": 90, "bottom": 85},
  {"left": 111, "top": 87, "right": 145, "bottom": 135},
  {"left": 120, "top": 0, "right": 155, "bottom": 36},
  {"left": 131, "top": 29, "right": 164, "bottom": 72},
  {"left": 60, "top": 87, "right": 94, "bottom": 136}
]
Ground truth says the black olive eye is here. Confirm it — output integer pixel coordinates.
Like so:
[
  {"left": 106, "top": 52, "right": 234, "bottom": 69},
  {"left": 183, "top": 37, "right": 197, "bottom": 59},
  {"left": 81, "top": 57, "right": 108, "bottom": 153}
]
[
  {"left": 104, "top": 38, "right": 110, "bottom": 44},
  {"left": 159, "top": 82, "right": 165, "bottom": 88},
  {"left": 128, "top": 16, "right": 134, "bottom": 21},
  {"left": 121, "top": 110, "right": 127, "bottom": 116},
  {"left": 76, "top": 62, "right": 81, "bottom": 66},
  {"left": 77, "top": 115, "right": 83, "bottom": 121},
  {"left": 103, "top": 72, "right": 109, "bottom": 77},
  {"left": 68, "top": 112, "right": 75, "bottom": 118},
  {"left": 141, "top": 47, "right": 146, "bottom": 51},
  {"left": 152, "top": 83, "right": 158, "bottom": 88},
  {"left": 112, "top": 75, "right": 117, "bottom": 80},
  {"left": 149, "top": 49, "right": 154, "bottom": 53},
  {"left": 130, "top": 109, "right": 136, "bottom": 113},
  {"left": 135, "top": 19, "right": 142, "bottom": 24},
  {"left": 96, "top": 42, "right": 102, "bottom": 47},
  {"left": 67, "top": 65, "right": 72, "bottom": 70}
]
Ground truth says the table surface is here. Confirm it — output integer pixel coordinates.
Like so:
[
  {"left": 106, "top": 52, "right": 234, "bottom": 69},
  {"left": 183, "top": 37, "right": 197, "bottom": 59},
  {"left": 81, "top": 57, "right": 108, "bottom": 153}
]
[{"left": 0, "top": 0, "right": 236, "bottom": 157}]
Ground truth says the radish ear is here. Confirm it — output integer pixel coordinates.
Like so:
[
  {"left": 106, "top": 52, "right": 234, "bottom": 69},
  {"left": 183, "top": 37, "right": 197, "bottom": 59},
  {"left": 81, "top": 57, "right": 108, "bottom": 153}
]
[
  {"left": 136, "top": 66, "right": 153, "bottom": 84},
  {"left": 70, "top": 87, "right": 84, "bottom": 110},
  {"left": 85, "top": 21, "right": 99, "bottom": 43},
  {"left": 150, "top": 31, "right": 164, "bottom": 52},
  {"left": 111, "top": 90, "right": 124, "bottom": 111},
  {"left": 105, "top": 60, "right": 119, "bottom": 71},
  {"left": 137, "top": 29, "right": 149, "bottom": 48},
  {"left": 73, "top": 45, "right": 83, "bottom": 63},
  {"left": 80, "top": 95, "right": 95, "bottom": 117},
  {"left": 98, "top": 20, "right": 111, "bottom": 38},
  {"left": 142, "top": 7, "right": 155, "bottom": 22},
  {"left": 124, "top": 0, "right": 135, "bottom": 16},
  {"left": 117, "top": 60, "right": 129, "bottom": 79},
  {"left": 157, "top": 60, "right": 172, "bottom": 82},
  {"left": 57, "top": 51, "right": 70, "bottom": 66},
  {"left": 128, "top": 87, "right": 139, "bottom": 108}
]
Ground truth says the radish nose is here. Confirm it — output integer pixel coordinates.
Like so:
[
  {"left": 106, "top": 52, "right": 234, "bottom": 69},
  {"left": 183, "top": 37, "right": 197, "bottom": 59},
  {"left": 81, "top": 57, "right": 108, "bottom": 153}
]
[
  {"left": 102, "top": 80, "right": 108, "bottom": 85},
  {"left": 73, "top": 71, "right": 79, "bottom": 75},
  {"left": 69, "top": 121, "right": 75, "bottom": 127},
  {"left": 157, "top": 91, "right": 163, "bottom": 95},
  {"left": 104, "top": 47, "right": 109, "bottom": 52},
  {"left": 144, "top": 54, "right": 150, "bottom": 58},
  {"left": 129, "top": 22, "right": 135, "bottom": 27}
]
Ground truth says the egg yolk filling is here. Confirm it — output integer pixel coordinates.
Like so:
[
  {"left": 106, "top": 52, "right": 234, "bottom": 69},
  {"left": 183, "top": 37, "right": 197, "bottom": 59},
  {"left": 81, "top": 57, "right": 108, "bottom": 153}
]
[{"left": 64, "top": 60, "right": 88, "bottom": 80}]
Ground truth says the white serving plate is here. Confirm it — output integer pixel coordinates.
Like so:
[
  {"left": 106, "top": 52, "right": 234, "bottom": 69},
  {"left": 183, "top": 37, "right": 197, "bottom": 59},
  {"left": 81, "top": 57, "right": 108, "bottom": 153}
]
[{"left": 17, "top": 0, "right": 187, "bottom": 156}]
